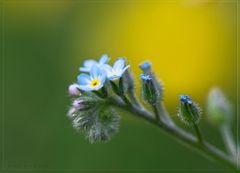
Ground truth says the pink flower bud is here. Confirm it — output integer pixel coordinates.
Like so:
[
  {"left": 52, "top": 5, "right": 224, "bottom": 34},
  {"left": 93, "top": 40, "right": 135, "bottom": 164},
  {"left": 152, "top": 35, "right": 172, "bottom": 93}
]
[
  {"left": 68, "top": 84, "right": 80, "bottom": 96},
  {"left": 73, "top": 99, "right": 83, "bottom": 109}
]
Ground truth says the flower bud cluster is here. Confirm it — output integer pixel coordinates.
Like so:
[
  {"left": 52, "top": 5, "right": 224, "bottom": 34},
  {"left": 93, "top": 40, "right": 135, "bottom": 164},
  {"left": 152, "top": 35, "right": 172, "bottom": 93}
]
[
  {"left": 67, "top": 92, "right": 120, "bottom": 143},
  {"left": 67, "top": 54, "right": 234, "bottom": 146}
]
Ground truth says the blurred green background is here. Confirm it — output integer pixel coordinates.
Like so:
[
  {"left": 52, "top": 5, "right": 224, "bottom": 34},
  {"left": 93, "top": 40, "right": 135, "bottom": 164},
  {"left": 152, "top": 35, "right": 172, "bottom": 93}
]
[{"left": 0, "top": 0, "right": 238, "bottom": 172}]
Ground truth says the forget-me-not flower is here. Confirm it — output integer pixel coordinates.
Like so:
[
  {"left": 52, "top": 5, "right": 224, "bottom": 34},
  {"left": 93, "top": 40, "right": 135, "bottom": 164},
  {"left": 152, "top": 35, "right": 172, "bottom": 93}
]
[
  {"left": 79, "top": 54, "right": 109, "bottom": 72},
  {"left": 77, "top": 65, "right": 106, "bottom": 91},
  {"left": 104, "top": 58, "right": 130, "bottom": 80}
]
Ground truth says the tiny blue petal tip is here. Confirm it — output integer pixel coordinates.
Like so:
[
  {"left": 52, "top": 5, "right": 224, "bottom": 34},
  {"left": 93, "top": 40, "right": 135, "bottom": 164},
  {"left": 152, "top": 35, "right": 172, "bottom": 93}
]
[
  {"left": 140, "top": 74, "right": 152, "bottom": 81},
  {"left": 179, "top": 94, "right": 192, "bottom": 104}
]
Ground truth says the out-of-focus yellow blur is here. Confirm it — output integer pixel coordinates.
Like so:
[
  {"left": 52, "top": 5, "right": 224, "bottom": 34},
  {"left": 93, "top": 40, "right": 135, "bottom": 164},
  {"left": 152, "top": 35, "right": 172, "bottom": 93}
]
[
  {"left": 6, "top": 0, "right": 237, "bottom": 109},
  {"left": 7, "top": 0, "right": 236, "bottom": 103},
  {"left": 68, "top": 0, "right": 236, "bottom": 108}
]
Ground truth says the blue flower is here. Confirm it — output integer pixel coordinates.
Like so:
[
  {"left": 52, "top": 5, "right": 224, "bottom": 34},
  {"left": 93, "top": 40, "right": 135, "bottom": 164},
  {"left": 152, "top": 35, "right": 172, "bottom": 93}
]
[
  {"left": 104, "top": 58, "right": 130, "bottom": 80},
  {"left": 79, "top": 54, "right": 109, "bottom": 72},
  {"left": 77, "top": 65, "right": 106, "bottom": 91}
]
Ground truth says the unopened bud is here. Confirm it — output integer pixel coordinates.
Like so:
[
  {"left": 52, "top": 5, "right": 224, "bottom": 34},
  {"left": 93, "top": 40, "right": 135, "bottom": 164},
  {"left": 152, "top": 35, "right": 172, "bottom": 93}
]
[
  {"left": 72, "top": 99, "right": 83, "bottom": 109},
  {"left": 207, "top": 88, "right": 233, "bottom": 126},
  {"left": 178, "top": 94, "right": 201, "bottom": 126},
  {"left": 139, "top": 61, "right": 164, "bottom": 101},
  {"left": 68, "top": 84, "right": 80, "bottom": 96},
  {"left": 140, "top": 74, "right": 160, "bottom": 105},
  {"left": 72, "top": 96, "right": 98, "bottom": 110},
  {"left": 139, "top": 61, "right": 152, "bottom": 73}
]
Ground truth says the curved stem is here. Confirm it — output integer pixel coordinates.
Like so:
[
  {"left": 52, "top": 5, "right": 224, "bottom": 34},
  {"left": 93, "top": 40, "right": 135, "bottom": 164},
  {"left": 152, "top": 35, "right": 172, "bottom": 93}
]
[
  {"left": 154, "top": 102, "right": 176, "bottom": 127},
  {"left": 110, "top": 97, "right": 237, "bottom": 171},
  {"left": 152, "top": 105, "right": 161, "bottom": 123},
  {"left": 193, "top": 122, "right": 204, "bottom": 145},
  {"left": 127, "top": 90, "right": 142, "bottom": 108},
  {"left": 221, "top": 125, "right": 237, "bottom": 158}
]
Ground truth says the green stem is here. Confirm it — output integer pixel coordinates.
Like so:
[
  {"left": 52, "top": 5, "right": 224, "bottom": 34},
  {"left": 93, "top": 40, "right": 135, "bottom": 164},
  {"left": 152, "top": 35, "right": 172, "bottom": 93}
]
[
  {"left": 221, "top": 125, "right": 237, "bottom": 158},
  {"left": 152, "top": 105, "right": 161, "bottom": 123},
  {"left": 110, "top": 97, "right": 237, "bottom": 171},
  {"left": 193, "top": 122, "right": 204, "bottom": 145},
  {"left": 156, "top": 102, "right": 176, "bottom": 127},
  {"left": 127, "top": 89, "right": 142, "bottom": 108}
]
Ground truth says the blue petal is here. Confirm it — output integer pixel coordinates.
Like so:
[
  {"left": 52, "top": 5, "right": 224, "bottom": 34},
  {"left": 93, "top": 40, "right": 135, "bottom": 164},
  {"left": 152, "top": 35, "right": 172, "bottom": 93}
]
[
  {"left": 140, "top": 74, "right": 152, "bottom": 81},
  {"left": 79, "top": 67, "right": 91, "bottom": 72},
  {"left": 179, "top": 94, "right": 192, "bottom": 103},
  {"left": 98, "top": 71, "right": 107, "bottom": 84},
  {"left": 90, "top": 65, "right": 103, "bottom": 79},
  {"left": 108, "top": 75, "right": 121, "bottom": 81},
  {"left": 77, "top": 74, "right": 91, "bottom": 85},
  {"left": 99, "top": 54, "right": 109, "bottom": 65},
  {"left": 79, "top": 85, "right": 93, "bottom": 91},
  {"left": 79, "top": 60, "right": 97, "bottom": 72},
  {"left": 139, "top": 61, "right": 151, "bottom": 71},
  {"left": 84, "top": 60, "right": 97, "bottom": 67},
  {"left": 113, "top": 58, "right": 125, "bottom": 70},
  {"left": 122, "top": 65, "right": 130, "bottom": 73},
  {"left": 103, "top": 64, "right": 113, "bottom": 77}
]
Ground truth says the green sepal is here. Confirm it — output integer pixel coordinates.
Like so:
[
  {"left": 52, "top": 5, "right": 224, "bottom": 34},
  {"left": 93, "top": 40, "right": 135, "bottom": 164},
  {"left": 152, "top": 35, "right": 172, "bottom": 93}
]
[{"left": 178, "top": 98, "right": 201, "bottom": 126}]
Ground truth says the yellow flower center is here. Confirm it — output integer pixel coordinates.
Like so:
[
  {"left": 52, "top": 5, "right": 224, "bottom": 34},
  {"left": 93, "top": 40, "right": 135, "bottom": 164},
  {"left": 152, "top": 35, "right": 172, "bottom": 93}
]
[{"left": 90, "top": 79, "right": 100, "bottom": 88}]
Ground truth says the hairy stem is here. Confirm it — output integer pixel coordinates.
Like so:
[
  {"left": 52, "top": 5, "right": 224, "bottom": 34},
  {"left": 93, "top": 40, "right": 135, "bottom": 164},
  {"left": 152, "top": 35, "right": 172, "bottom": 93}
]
[
  {"left": 152, "top": 105, "right": 161, "bottom": 123},
  {"left": 110, "top": 97, "right": 237, "bottom": 171},
  {"left": 156, "top": 102, "right": 176, "bottom": 127},
  {"left": 127, "top": 90, "right": 142, "bottom": 108}
]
